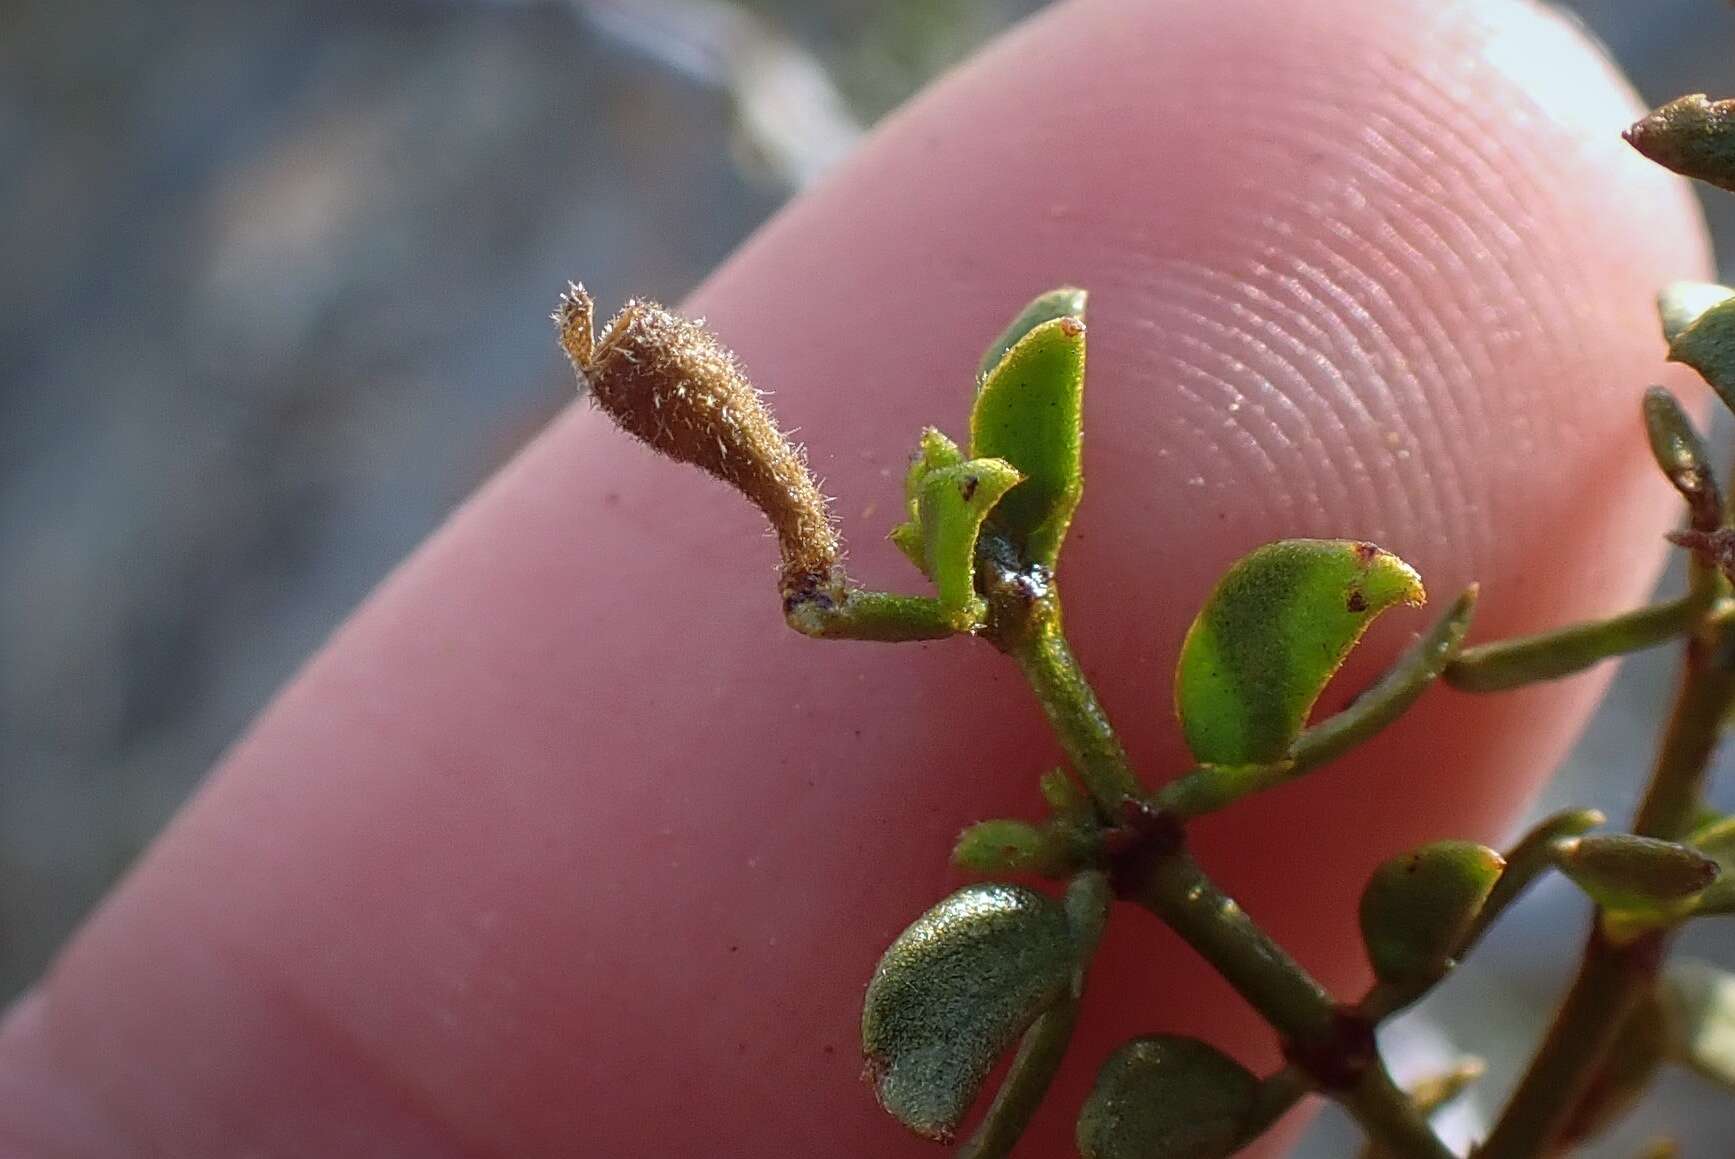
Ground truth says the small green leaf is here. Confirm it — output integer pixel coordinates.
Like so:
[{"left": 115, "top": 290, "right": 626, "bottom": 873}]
[
  {"left": 1358, "top": 841, "right": 1504, "bottom": 985},
  {"left": 1626, "top": 95, "right": 1735, "bottom": 194},
  {"left": 1552, "top": 834, "right": 1720, "bottom": 912},
  {"left": 1668, "top": 295, "right": 1735, "bottom": 415},
  {"left": 891, "top": 428, "right": 967, "bottom": 573},
  {"left": 1076, "top": 1036, "right": 1259, "bottom": 1159},
  {"left": 1644, "top": 387, "right": 1721, "bottom": 530},
  {"left": 1660, "top": 958, "right": 1735, "bottom": 1090},
  {"left": 862, "top": 884, "right": 1074, "bottom": 1142},
  {"left": 917, "top": 458, "right": 1024, "bottom": 628},
  {"left": 970, "top": 315, "right": 1086, "bottom": 568},
  {"left": 1040, "top": 768, "right": 1089, "bottom": 815},
  {"left": 954, "top": 820, "right": 1069, "bottom": 876},
  {"left": 977, "top": 287, "right": 1087, "bottom": 382},
  {"left": 1658, "top": 282, "right": 1735, "bottom": 345},
  {"left": 1175, "top": 539, "right": 1426, "bottom": 766}
]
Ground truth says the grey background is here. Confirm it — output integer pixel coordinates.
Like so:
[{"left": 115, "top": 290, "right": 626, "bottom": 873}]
[{"left": 3, "top": 0, "right": 1733, "bottom": 1152}]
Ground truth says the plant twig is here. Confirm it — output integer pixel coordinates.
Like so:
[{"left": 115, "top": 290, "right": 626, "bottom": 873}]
[
  {"left": 1444, "top": 595, "right": 1704, "bottom": 693},
  {"left": 1477, "top": 623, "right": 1735, "bottom": 1158}
]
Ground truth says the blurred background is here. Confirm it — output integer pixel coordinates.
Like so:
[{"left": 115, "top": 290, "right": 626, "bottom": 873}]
[{"left": 4, "top": 0, "right": 1735, "bottom": 1152}]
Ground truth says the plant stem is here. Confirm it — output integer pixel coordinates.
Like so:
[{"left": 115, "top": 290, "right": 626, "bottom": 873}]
[
  {"left": 1477, "top": 623, "right": 1735, "bottom": 1158},
  {"left": 982, "top": 554, "right": 1457, "bottom": 1157},
  {"left": 1444, "top": 594, "right": 1704, "bottom": 693},
  {"left": 1004, "top": 607, "right": 1144, "bottom": 811},
  {"left": 786, "top": 590, "right": 960, "bottom": 641}
]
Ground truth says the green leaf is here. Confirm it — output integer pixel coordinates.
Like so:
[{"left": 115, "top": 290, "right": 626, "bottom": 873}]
[
  {"left": 977, "top": 287, "right": 1087, "bottom": 382},
  {"left": 1668, "top": 294, "right": 1735, "bottom": 415},
  {"left": 1175, "top": 539, "right": 1426, "bottom": 766},
  {"left": 1658, "top": 281, "right": 1735, "bottom": 345},
  {"left": 1552, "top": 834, "right": 1720, "bottom": 912},
  {"left": 891, "top": 428, "right": 967, "bottom": 573},
  {"left": 1626, "top": 96, "right": 1735, "bottom": 194},
  {"left": 917, "top": 458, "right": 1024, "bottom": 628},
  {"left": 1644, "top": 387, "right": 1721, "bottom": 530},
  {"left": 1358, "top": 841, "right": 1504, "bottom": 985},
  {"left": 1076, "top": 1036, "right": 1259, "bottom": 1159},
  {"left": 862, "top": 884, "right": 1074, "bottom": 1142},
  {"left": 1660, "top": 958, "right": 1735, "bottom": 1090},
  {"left": 970, "top": 315, "right": 1086, "bottom": 569},
  {"left": 953, "top": 820, "right": 1071, "bottom": 877}
]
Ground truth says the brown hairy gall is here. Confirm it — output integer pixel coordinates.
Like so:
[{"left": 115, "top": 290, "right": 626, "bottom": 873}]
[{"left": 555, "top": 284, "right": 841, "bottom": 604}]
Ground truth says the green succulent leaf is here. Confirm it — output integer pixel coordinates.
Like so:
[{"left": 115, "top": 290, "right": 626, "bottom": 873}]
[
  {"left": 891, "top": 428, "right": 967, "bottom": 573},
  {"left": 1175, "top": 539, "right": 1426, "bottom": 766},
  {"left": 916, "top": 458, "right": 1024, "bottom": 628},
  {"left": 970, "top": 315, "right": 1086, "bottom": 569},
  {"left": 862, "top": 884, "right": 1074, "bottom": 1142},
  {"left": 1626, "top": 96, "right": 1735, "bottom": 194},
  {"left": 977, "top": 287, "right": 1088, "bottom": 382},
  {"left": 1660, "top": 958, "right": 1735, "bottom": 1090},
  {"left": 1552, "top": 834, "right": 1719, "bottom": 913},
  {"left": 1668, "top": 294, "right": 1735, "bottom": 415},
  {"left": 1076, "top": 1035, "right": 1259, "bottom": 1159},
  {"left": 1643, "top": 387, "right": 1721, "bottom": 529},
  {"left": 1359, "top": 840, "right": 1504, "bottom": 985},
  {"left": 953, "top": 820, "right": 1073, "bottom": 877}
]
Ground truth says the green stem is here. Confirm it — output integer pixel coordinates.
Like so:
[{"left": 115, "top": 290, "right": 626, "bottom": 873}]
[
  {"left": 1345, "top": 1061, "right": 1463, "bottom": 1159},
  {"left": 956, "top": 872, "right": 1111, "bottom": 1159},
  {"left": 1124, "top": 848, "right": 1335, "bottom": 1042},
  {"left": 1444, "top": 594, "right": 1703, "bottom": 693},
  {"left": 1005, "top": 610, "right": 1144, "bottom": 812},
  {"left": 1478, "top": 624, "right": 1735, "bottom": 1158},
  {"left": 991, "top": 569, "right": 1455, "bottom": 1157},
  {"left": 786, "top": 590, "right": 960, "bottom": 641}
]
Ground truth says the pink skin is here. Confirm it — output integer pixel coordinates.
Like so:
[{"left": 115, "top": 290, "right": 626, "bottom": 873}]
[{"left": 0, "top": 0, "right": 1713, "bottom": 1154}]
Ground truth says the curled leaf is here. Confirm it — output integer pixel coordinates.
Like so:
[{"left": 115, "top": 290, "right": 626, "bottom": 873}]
[
  {"left": 970, "top": 315, "right": 1086, "bottom": 569},
  {"left": 891, "top": 428, "right": 967, "bottom": 572},
  {"left": 1552, "top": 834, "right": 1720, "bottom": 912},
  {"left": 862, "top": 884, "right": 1074, "bottom": 1142},
  {"left": 1076, "top": 1036, "right": 1259, "bottom": 1159},
  {"left": 1359, "top": 841, "right": 1503, "bottom": 985},
  {"left": 918, "top": 459, "right": 1024, "bottom": 628},
  {"left": 1175, "top": 540, "right": 1426, "bottom": 766}
]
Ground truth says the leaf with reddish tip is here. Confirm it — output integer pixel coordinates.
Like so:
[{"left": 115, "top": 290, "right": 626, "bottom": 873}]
[
  {"left": 1175, "top": 539, "right": 1426, "bottom": 766},
  {"left": 976, "top": 287, "right": 1088, "bottom": 382},
  {"left": 1626, "top": 95, "right": 1735, "bottom": 193},
  {"left": 1359, "top": 841, "right": 1503, "bottom": 985}
]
